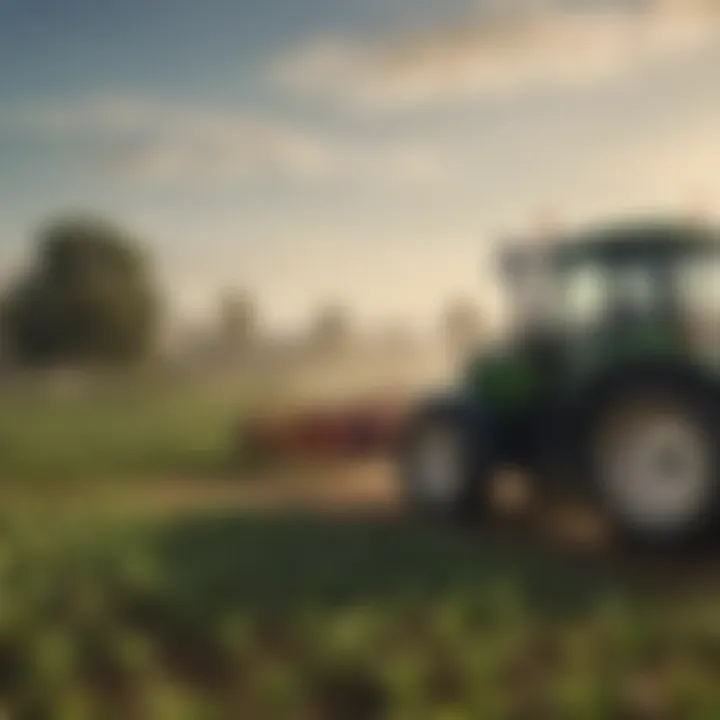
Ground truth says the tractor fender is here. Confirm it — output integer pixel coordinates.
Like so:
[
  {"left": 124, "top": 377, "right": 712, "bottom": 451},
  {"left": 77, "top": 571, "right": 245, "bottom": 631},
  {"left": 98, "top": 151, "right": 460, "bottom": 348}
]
[
  {"left": 561, "top": 359, "right": 720, "bottom": 480},
  {"left": 575, "top": 360, "right": 719, "bottom": 418}
]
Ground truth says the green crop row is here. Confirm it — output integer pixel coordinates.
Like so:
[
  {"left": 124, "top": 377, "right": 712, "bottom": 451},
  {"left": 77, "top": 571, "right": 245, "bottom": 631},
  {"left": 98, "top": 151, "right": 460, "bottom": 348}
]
[{"left": 0, "top": 513, "right": 717, "bottom": 718}]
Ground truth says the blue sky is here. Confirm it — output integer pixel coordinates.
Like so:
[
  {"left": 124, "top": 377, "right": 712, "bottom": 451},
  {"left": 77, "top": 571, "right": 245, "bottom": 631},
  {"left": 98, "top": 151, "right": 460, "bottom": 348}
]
[{"left": 2, "top": 0, "right": 720, "bottom": 331}]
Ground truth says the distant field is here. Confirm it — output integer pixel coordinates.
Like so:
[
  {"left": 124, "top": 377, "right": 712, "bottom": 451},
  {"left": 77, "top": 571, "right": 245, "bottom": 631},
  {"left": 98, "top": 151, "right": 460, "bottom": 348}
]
[
  {"left": 0, "top": 377, "right": 261, "bottom": 483},
  {"left": 0, "top": 367, "right": 428, "bottom": 484},
  {"left": 1, "top": 510, "right": 720, "bottom": 718}
]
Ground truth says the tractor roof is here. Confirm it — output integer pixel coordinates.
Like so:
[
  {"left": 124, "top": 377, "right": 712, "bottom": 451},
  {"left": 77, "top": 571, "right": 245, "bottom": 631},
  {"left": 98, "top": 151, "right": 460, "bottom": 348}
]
[{"left": 554, "top": 217, "right": 720, "bottom": 266}]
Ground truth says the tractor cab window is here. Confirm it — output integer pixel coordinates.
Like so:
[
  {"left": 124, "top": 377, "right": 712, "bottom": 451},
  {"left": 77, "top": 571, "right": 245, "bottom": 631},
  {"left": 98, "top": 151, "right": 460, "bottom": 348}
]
[
  {"left": 501, "top": 247, "right": 556, "bottom": 330},
  {"left": 560, "top": 261, "right": 660, "bottom": 330},
  {"left": 674, "top": 254, "right": 720, "bottom": 352},
  {"left": 561, "top": 264, "right": 608, "bottom": 328},
  {"left": 676, "top": 255, "right": 720, "bottom": 318},
  {"left": 611, "top": 264, "right": 659, "bottom": 323}
]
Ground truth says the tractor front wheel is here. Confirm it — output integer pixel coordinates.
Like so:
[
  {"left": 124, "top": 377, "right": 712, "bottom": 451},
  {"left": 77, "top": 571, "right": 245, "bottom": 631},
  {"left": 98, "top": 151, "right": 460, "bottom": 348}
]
[{"left": 400, "top": 401, "right": 491, "bottom": 521}]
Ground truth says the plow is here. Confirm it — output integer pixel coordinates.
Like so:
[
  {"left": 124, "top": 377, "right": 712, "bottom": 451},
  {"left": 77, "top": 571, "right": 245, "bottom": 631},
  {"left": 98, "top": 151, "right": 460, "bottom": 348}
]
[{"left": 242, "top": 395, "right": 412, "bottom": 463}]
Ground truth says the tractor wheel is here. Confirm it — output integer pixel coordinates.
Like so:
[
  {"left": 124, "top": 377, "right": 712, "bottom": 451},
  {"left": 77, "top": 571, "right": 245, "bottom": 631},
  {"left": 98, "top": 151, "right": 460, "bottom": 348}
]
[
  {"left": 400, "top": 400, "right": 491, "bottom": 522},
  {"left": 584, "top": 378, "right": 720, "bottom": 548}
]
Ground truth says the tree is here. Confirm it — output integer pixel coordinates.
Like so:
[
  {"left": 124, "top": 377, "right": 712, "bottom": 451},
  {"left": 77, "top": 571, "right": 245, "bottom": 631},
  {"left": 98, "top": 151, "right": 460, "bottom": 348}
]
[
  {"left": 309, "top": 303, "right": 352, "bottom": 357},
  {"left": 217, "top": 290, "right": 259, "bottom": 355},
  {"left": 440, "top": 299, "right": 481, "bottom": 356},
  {"left": 3, "top": 215, "right": 160, "bottom": 367}
]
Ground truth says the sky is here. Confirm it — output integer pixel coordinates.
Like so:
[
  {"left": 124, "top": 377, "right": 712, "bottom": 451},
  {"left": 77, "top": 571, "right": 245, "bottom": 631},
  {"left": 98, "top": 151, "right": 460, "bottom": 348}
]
[{"left": 2, "top": 0, "right": 720, "bottom": 333}]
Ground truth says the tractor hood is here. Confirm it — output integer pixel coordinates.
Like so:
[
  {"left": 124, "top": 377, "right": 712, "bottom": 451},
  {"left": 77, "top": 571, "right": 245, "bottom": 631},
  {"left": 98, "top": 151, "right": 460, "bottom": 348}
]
[{"left": 464, "top": 344, "right": 545, "bottom": 413}]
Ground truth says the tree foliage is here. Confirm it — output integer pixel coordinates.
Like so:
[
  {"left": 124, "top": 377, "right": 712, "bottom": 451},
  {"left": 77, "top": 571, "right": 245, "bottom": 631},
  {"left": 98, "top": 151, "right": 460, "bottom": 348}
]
[{"left": 4, "top": 216, "right": 160, "bottom": 367}]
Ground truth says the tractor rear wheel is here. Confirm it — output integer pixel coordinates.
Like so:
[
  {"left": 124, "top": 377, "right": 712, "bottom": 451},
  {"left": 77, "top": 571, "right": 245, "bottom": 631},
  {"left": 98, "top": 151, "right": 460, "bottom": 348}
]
[{"left": 585, "top": 379, "right": 720, "bottom": 548}]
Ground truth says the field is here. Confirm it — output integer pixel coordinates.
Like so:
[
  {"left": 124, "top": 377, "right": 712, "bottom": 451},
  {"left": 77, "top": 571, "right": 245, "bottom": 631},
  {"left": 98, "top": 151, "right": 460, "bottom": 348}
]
[
  {"left": 0, "top": 376, "right": 258, "bottom": 484},
  {"left": 2, "top": 378, "right": 720, "bottom": 718},
  {"left": 5, "top": 507, "right": 720, "bottom": 719}
]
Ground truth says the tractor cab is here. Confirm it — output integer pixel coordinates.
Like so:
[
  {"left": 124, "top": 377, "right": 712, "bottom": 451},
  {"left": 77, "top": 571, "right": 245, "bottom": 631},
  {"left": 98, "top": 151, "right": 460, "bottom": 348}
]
[{"left": 500, "top": 219, "right": 720, "bottom": 379}]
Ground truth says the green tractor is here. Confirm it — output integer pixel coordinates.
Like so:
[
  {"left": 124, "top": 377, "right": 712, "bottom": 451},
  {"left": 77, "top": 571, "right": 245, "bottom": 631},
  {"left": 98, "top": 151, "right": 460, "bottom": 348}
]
[{"left": 401, "top": 217, "right": 720, "bottom": 546}]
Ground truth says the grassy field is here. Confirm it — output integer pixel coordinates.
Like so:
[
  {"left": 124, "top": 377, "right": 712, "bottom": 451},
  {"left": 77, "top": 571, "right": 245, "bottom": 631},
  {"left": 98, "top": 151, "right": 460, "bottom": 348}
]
[
  {"left": 3, "top": 377, "right": 720, "bottom": 717},
  {"left": 0, "top": 377, "right": 261, "bottom": 483},
  {"left": 0, "top": 510, "right": 720, "bottom": 719}
]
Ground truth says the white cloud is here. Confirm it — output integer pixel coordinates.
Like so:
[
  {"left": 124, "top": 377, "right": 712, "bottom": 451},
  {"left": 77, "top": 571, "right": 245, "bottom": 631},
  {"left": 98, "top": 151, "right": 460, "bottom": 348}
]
[
  {"left": 15, "top": 96, "right": 454, "bottom": 187},
  {"left": 275, "top": 0, "right": 720, "bottom": 111}
]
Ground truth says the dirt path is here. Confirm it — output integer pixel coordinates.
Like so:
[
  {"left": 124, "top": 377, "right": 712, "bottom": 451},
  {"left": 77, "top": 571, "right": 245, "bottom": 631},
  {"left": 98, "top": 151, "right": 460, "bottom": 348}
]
[
  {"left": 11, "top": 460, "right": 720, "bottom": 586},
  {"left": 84, "top": 461, "right": 613, "bottom": 555},
  {"left": 1, "top": 459, "right": 401, "bottom": 521},
  {"left": 124, "top": 459, "right": 403, "bottom": 518}
]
